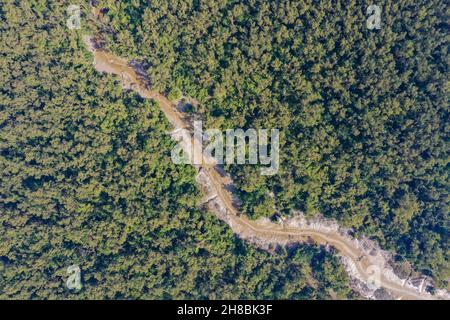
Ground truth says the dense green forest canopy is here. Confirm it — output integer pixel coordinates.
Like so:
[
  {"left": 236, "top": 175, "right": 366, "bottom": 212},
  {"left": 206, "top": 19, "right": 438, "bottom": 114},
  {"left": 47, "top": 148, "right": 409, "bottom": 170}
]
[
  {"left": 92, "top": 0, "right": 449, "bottom": 286},
  {"left": 0, "top": 1, "right": 354, "bottom": 299}
]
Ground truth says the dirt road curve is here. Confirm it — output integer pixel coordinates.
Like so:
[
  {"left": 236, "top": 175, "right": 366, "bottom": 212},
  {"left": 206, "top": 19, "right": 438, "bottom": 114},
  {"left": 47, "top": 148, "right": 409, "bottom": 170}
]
[{"left": 83, "top": 37, "right": 448, "bottom": 300}]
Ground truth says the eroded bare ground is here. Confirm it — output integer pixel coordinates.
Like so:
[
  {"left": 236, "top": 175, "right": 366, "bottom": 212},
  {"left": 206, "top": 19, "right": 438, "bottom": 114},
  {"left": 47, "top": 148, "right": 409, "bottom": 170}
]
[{"left": 82, "top": 36, "right": 449, "bottom": 301}]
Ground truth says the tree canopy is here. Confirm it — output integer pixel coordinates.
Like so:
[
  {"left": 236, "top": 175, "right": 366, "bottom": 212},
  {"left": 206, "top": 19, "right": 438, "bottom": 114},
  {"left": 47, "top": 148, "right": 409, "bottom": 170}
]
[
  {"left": 93, "top": 0, "right": 449, "bottom": 286},
  {"left": 0, "top": 1, "right": 354, "bottom": 299}
]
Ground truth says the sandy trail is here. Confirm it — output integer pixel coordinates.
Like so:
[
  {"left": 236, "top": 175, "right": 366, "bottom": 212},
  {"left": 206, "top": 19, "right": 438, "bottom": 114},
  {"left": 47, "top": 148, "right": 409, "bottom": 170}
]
[{"left": 83, "top": 37, "right": 447, "bottom": 300}]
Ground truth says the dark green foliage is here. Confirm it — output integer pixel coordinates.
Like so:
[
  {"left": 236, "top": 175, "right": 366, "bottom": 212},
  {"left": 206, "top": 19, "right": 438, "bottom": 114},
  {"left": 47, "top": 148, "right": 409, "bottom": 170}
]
[
  {"left": 0, "top": 1, "right": 354, "bottom": 299},
  {"left": 93, "top": 0, "right": 449, "bottom": 286}
]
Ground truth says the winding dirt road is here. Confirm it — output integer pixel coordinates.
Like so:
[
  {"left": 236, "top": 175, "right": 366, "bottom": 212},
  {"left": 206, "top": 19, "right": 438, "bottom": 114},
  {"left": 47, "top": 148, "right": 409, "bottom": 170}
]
[{"left": 83, "top": 37, "right": 448, "bottom": 300}]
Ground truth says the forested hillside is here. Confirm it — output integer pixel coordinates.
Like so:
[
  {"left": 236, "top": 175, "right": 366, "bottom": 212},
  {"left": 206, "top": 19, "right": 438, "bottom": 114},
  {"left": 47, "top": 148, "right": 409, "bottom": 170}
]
[
  {"left": 92, "top": 0, "right": 449, "bottom": 286},
  {"left": 0, "top": 1, "right": 354, "bottom": 299}
]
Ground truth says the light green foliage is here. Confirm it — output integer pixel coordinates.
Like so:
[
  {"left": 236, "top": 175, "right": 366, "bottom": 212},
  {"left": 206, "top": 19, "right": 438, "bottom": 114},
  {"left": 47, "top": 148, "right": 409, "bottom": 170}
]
[
  {"left": 94, "top": 0, "right": 449, "bottom": 286},
  {"left": 0, "top": 1, "right": 354, "bottom": 299}
]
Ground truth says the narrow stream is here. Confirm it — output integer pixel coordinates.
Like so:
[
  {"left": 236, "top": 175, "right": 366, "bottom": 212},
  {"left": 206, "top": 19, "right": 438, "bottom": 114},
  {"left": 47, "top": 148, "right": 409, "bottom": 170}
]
[{"left": 83, "top": 36, "right": 448, "bottom": 301}]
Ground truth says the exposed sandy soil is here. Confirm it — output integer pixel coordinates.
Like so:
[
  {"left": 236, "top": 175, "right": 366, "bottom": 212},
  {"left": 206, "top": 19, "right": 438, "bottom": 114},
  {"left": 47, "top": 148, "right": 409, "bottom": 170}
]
[{"left": 82, "top": 36, "right": 448, "bottom": 300}]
